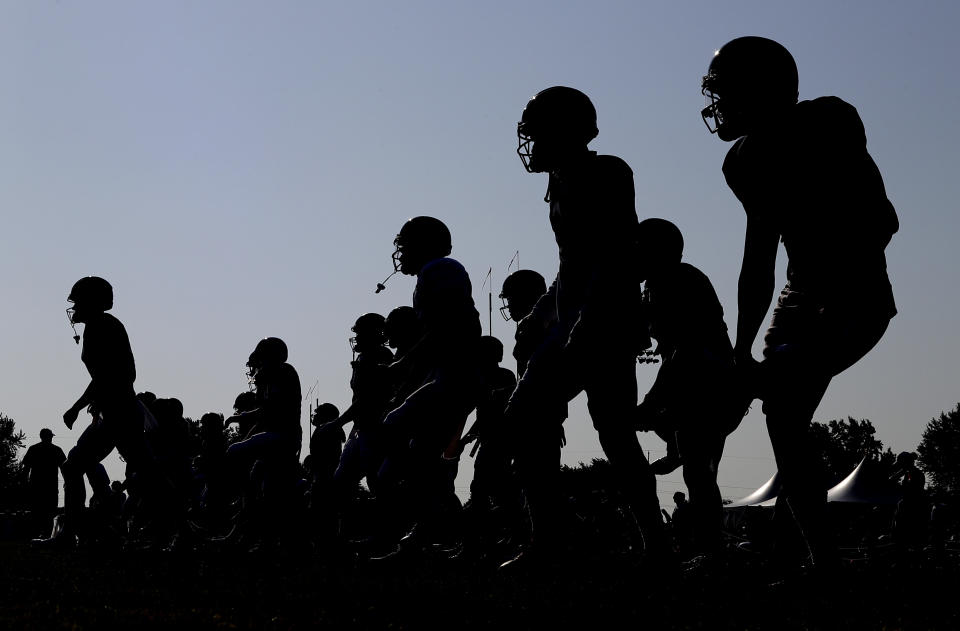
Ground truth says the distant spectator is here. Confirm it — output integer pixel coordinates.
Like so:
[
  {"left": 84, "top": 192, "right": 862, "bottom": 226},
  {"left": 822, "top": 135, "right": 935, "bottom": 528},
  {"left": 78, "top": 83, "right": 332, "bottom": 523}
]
[{"left": 20, "top": 428, "right": 66, "bottom": 537}]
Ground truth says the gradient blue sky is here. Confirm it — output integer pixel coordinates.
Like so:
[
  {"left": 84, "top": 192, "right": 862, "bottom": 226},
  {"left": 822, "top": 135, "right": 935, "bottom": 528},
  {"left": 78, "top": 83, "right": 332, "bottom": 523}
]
[{"left": 3, "top": 1, "right": 958, "bottom": 506}]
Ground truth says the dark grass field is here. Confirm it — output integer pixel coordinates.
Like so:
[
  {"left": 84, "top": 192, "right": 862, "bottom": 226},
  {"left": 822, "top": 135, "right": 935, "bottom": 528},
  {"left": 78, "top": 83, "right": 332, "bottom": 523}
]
[{"left": 2, "top": 542, "right": 958, "bottom": 630}]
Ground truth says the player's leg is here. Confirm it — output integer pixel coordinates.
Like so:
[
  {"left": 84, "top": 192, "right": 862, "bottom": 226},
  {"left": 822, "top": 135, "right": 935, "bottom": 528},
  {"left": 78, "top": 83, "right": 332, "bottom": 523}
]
[
  {"left": 586, "top": 354, "right": 667, "bottom": 553},
  {"left": 505, "top": 327, "right": 568, "bottom": 554},
  {"left": 57, "top": 421, "right": 117, "bottom": 541},
  {"left": 678, "top": 429, "right": 725, "bottom": 556}
]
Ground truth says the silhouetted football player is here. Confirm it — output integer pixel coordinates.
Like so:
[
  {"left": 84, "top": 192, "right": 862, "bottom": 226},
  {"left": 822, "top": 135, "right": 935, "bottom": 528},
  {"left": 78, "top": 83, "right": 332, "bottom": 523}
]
[
  {"left": 40, "top": 277, "right": 159, "bottom": 547},
  {"left": 222, "top": 337, "right": 302, "bottom": 549},
  {"left": 460, "top": 336, "right": 519, "bottom": 554},
  {"left": 633, "top": 219, "right": 746, "bottom": 558},
  {"left": 702, "top": 36, "right": 898, "bottom": 571},
  {"left": 329, "top": 314, "right": 394, "bottom": 499},
  {"left": 376, "top": 216, "right": 482, "bottom": 554},
  {"left": 499, "top": 269, "right": 549, "bottom": 378},
  {"left": 504, "top": 87, "right": 665, "bottom": 568},
  {"left": 308, "top": 402, "right": 343, "bottom": 484}
]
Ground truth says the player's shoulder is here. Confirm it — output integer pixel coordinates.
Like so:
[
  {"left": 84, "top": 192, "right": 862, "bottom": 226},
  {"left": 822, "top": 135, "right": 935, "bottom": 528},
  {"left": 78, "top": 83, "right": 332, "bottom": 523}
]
[
  {"left": 797, "top": 96, "right": 859, "bottom": 121},
  {"left": 279, "top": 361, "right": 301, "bottom": 382},
  {"left": 495, "top": 366, "right": 517, "bottom": 385},
  {"left": 676, "top": 261, "right": 708, "bottom": 281},
  {"left": 677, "top": 262, "right": 718, "bottom": 294},
  {"left": 594, "top": 153, "right": 634, "bottom": 178},
  {"left": 421, "top": 256, "right": 463, "bottom": 271},
  {"left": 420, "top": 257, "right": 468, "bottom": 280},
  {"left": 797, "top": 96, "right": 865, "bottom": 140},
  {"left": 85, "top": 312, "right": 125, "bottom": 335}
]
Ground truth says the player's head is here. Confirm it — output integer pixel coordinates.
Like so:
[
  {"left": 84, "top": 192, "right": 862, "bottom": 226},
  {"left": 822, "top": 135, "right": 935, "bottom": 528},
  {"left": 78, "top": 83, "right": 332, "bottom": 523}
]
[
  {"left": 385, "top": 305, "right": 421, "bottom": 352},
  {"left": 499, "top": 269, "right": 547, "bottom": 321},
  {"left": 392, "top": 216, "right": 452, "bottom": 275},
  {"left": 635, "top": 218, "right": 684, "bottom": 282},
  {"left": 311, "top": 402, "right": 340, "bottom": 426},
  {"left": 66, "top": 276, "right": 113, "bottom": 336},
  {"left": 233, "top": 390, "right": 257, "bottom": 414},
  {"left": 701, "top": 36, "right": 798, "bottom": 141},
  {"left": 896, "top": 451, "right": 918, "bottom": 467},
  {"left": 200, "top": 412, "right": 223, "bottom": 431},
  {"left": 350, "top": 312, "right": 387, "bottom": 354},
  {"left": 479, "top": 335, "right": 505, "bottom": 366},
  {"left": 673, "top": 491, "right": 687, "bottom": 505},
  {"left": 39, "top": 428, "right": 54, "bottom": 443},
  {"left": 246, "top": 336, "right": 288, "bottom": 385},
  {"left": 517, "top": 86, "right": 598, "bottom": 173}
]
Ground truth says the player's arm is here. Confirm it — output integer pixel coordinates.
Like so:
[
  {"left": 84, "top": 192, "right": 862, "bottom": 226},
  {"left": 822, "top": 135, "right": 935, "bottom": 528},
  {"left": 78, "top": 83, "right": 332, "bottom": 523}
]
[
  {"left": 734, "top": 216, "right": 779, "bottom": 361},
  {"left": 64, "top": 382, "right": 96, "bottom": 429},
  {"left": 518, "top": 279, "right": 557, "bottom": 342}
]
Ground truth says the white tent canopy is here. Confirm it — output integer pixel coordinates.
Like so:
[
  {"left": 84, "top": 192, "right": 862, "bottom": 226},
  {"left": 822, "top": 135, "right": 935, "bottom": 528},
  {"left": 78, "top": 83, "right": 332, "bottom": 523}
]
[
  {"left": 826, "top": 457, "right": 900, "bottom": 504},
  {"left": 727, "top": 457, "right": 901, "bottom": 508},
  {"left": 726, "top": 472, "right": 780, "bottom": 508}
]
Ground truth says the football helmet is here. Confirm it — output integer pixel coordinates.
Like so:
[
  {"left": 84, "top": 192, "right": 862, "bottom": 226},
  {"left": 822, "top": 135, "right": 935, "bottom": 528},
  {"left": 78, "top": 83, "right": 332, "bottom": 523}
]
[
  {"left": 499, "top": 269, "right": 547, "bottom": 321},
  {"left": 349, "top": 312, "right": 387, "bottom": 353},
  {"left": 701, "top": 36, "right": 799, "bottom": 141},
  {"left": 67, "top": 276, "right": 113, "bottom": 343},
  {"left": 233, "top": 390, "right": 258, "bottom": 414},
  {"left": 385, "top": 305, "right": 422, "bottom": 352},
  {"left": 311, "top": 402, "right": 340, "bottom": 426},
  {"left": 517, "top": 86, "right": 598, "bottom": 173},
  {"left": 246, "top": 336, "right": 288, "bottom": 385},
  {"left": 392, "top": 216, "right": 453, "bottom": 275},
  {"left": 479, "top": 335, "right": 505, "bottom": 365},
  {"left": 635, "top": 218, "right": 684, "bottom": 282}
]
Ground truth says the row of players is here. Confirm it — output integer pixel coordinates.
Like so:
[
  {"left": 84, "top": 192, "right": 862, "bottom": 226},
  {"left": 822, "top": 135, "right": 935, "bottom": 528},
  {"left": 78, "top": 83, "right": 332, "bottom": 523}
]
[{"left": 41, "top": 36, "right": 897, "bottom": 576}]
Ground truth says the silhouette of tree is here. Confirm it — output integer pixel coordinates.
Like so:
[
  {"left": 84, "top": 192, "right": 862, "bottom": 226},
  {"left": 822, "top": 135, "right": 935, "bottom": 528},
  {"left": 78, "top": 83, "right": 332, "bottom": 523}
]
[
  {"left": 0, "top": 412, "right": 27, "bottom": 507},
  {"left": 809, "top": 417, "right": 895, "bottom": 487},
  {"left": 917, "top": 403, "right": 960, "bottom": 494}
]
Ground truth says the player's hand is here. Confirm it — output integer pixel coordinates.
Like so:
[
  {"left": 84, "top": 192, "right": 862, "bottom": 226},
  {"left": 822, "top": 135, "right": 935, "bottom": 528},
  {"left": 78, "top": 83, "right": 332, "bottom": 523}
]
[{"left": 63, "top": 406, "right": 79, "bottom": 430}]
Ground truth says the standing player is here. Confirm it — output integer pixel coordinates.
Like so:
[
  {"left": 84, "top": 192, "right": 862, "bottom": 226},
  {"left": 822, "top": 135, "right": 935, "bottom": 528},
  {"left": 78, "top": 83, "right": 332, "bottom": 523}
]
[
  {"left": 505, "top": 87, "right": 666, "bottom": 567},
  {"left": 222, "top": 337, "right": 302, "bottom": 548},
  {"left": 328, "top": 314, "right": 394, "bottom": 502},
  {"left": 40, "top": 277, "right": 158, "bottom": 547},
  {"left": 701, "top": 36, "right": 898, "bottom": 572},
  {"left": 376, "top": 216, "right": 482, "bottom": 554},
  {"left": 498, "top": 269, "right": 549, "bottom": 377}
]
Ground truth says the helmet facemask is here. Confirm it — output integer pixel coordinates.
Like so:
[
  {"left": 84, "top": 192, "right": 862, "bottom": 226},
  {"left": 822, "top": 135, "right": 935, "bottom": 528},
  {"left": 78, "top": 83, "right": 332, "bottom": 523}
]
[
  {"left": 391, "top": 236, "right": 405, "bottom": 273},
  {"left": 498, "top": 295, "right": 512, "bottom": 321},
  {"left": 245, "top": 362, "right": 259, "bottom": 390},
  {"left": 66, "top": 304, "right": 80, "bottom": 344},
  {"left": 700, "top": 74, "right": 747, "bottom": 141},
  {"left": 516, "top": 121, "right": 537, "bottom": 173},
  {"left": 700, "top": 75, "right": 724, "bottom": 135}
]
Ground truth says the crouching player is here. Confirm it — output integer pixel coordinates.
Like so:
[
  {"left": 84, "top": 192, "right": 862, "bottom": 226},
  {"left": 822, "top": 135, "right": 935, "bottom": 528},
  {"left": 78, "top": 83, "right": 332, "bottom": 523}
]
[{"left": 633, "top": 219, "right": 748, "bottom": 559}]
